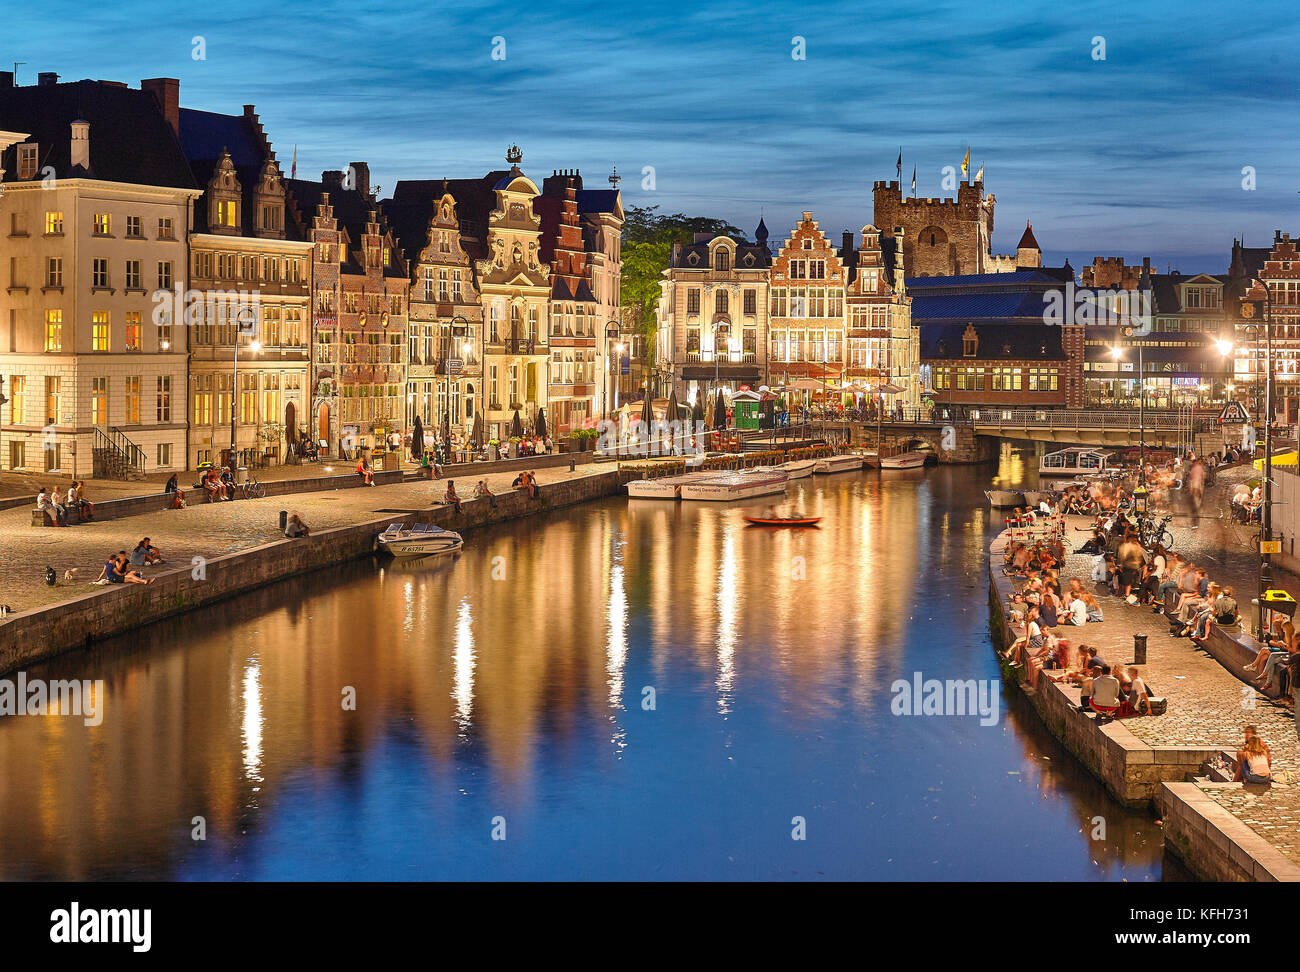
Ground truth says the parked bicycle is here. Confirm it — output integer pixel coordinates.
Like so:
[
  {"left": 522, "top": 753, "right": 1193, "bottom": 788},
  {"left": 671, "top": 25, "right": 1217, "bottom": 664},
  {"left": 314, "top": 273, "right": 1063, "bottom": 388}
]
[{"left": 237, "top": 476, "right": 267, "bottom": 500}]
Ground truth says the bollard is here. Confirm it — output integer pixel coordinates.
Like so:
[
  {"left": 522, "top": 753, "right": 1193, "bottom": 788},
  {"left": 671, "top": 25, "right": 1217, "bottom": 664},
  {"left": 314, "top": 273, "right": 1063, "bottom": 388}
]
[
  {"left": 1133, "top": 633, "right": 1147, "bottom": 665},
  {"left": 279, "top": 510, "right": 288, "bottom": 532},
  {"left": 569, "top": 458, "right": 576, "bottom": 472}
]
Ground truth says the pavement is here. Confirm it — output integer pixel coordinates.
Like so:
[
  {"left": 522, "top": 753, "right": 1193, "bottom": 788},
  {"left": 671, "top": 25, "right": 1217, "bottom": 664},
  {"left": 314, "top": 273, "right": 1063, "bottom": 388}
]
[
  {"left": 0, "top": 461, "right": 607, "bottom": 614},
  {"left": 1039, "top": 466, "right": 1300, "bottom": 867}
]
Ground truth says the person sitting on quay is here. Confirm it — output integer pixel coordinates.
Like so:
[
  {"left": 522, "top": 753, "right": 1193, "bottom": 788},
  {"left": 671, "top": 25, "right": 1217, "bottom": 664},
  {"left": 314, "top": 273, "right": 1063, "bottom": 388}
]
[
  {"left": 1116, "top": 665, "right": 1154, "bottom": 717},
  {"left": 106, "top": 551, "right": 153, "bottom": 585},
  {"left": 36, "top": 487, "right": 68, "bottom": 527},
  {"left": 1061, "top": 589, "right": 1088, "bottom": 626},
  {"left": 131, "top": 538, "right": 164, "bottom": 567},
  {"left": 202, "top": 468, "right": 225, "bottom": 503},
  {"left": 164, "top": 473, "right": 187, "bottom": 509},
  {"left": 1235, "top": 729, "right": 1272, "bottom": 784},
  {"left": 284, "top": 512, "right": 310, "bottom": 538},
  {"left": 1245, "top": 618, "right": 1294, "bottom": 688},
  {"left": 357, "top": 456, "right": 376, "bottom": 486},
  {"left": 1024, "top": 628, "right": 1060, "bottom": 691},
  {"left": 443, "top": 480, "right": 462, "bottom": 515},
  {"left": 513, "top": 470, "right": 539, "bottom": 500},
  {"left": 1172, "top": 568, "right": 1210, "bottom": 623},
  {"left": 220, "top": 466, "right": 237, "bottom": 500},
  {"left": 473, "top": 479, "right": 497, "bottom": 509},
  {"left": 1089, "top": 665, "right": 1123, "bottom": 721},
  {"left": 68, "top": 481, "right": 94, "bottom": 522}
]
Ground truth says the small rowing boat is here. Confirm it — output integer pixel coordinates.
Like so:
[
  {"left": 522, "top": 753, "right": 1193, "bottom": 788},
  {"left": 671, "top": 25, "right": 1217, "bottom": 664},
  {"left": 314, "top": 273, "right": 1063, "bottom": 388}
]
[
  {"left": 773, "top": 459, "right": 817, "bottom": 479},
  {"left": 743, "top": 515, "right": 821, "bottom": 527},
  {"left": 814, "top": 453, "right": 864, "bottom": 474}
]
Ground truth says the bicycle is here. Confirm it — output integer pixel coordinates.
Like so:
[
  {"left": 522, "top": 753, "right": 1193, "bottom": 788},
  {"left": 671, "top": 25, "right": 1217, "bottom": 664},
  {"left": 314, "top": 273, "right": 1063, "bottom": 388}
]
[{"left": 237, "top": 476, "right": 267, "bottom": 500}]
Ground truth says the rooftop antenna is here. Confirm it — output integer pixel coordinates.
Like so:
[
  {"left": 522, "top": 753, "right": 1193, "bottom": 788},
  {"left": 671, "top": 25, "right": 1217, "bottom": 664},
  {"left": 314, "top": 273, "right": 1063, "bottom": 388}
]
[{"left": 608, "top": 163, "right": 621, "bottom": 189}]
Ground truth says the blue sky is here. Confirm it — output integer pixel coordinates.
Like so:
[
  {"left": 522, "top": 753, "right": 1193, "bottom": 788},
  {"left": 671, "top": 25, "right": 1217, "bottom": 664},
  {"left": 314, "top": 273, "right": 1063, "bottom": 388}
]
[{"left": 9, "top": 0, "right": 1299, "bottom": 271}]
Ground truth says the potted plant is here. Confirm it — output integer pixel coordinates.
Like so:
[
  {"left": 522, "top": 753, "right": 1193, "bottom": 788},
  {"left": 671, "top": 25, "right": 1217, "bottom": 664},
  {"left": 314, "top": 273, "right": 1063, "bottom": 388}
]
[
  {"left": 488, "top": 438, "right": 501, "bottom": 460},
  {"left": 507, "top": 435, "right": 522, "bottom": 458}
]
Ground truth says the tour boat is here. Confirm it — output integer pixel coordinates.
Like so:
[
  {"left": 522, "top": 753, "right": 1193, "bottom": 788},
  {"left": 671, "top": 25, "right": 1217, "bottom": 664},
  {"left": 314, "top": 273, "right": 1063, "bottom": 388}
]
[
  {"left": 773, "top": 459, "right": 817, "bottom": 479},
  {"left": 985, "top": 489, "right": 1025, "bottom": 508},
  {"left": 814, "top": 453, "right": 865, "bottom": 474},
  {"left": 679, "top": 469, "right": 790, "bottom": 501},
  {"left": 377, "top": 522, "right": 464, "bottom": 558},
  {"left": 879, "top": 451, "right": 926, "bottom": 469},
  {"left": 626, "top": 472, "right": 719, "bottom": 499},
  {"left": 743, "top": 514, "right": 822, "bottom": 527},
  {"left": 861, "top": 450, "right": 880, "bottom": 469},
  {"left": 1039, "top": 447, "right": 1116, "bottom": 477},
  {"left": 1022, "top": 490, "right": 1053, "bottom": 508}
]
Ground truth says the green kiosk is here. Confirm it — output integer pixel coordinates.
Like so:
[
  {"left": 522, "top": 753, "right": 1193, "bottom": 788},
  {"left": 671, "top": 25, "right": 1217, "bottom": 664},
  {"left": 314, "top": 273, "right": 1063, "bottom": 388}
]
[{"left": 731, "top": 389, "right": 762, "bottom": 430}]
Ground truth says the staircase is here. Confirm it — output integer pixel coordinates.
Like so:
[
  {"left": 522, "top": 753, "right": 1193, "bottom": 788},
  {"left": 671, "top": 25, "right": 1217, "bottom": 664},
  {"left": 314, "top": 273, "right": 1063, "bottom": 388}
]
[{"left": 92, "top": 427, "right": 147, "bottom": 481}]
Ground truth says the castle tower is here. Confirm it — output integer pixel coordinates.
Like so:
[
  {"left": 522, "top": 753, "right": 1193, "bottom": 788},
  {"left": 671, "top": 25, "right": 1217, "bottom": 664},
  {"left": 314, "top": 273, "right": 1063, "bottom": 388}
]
[
  {"left": 1016, "top": 221, "right": 1041, "bottom": 268},
  {"left": 872, "top": 178, "right": 994, "bottom": 278}
]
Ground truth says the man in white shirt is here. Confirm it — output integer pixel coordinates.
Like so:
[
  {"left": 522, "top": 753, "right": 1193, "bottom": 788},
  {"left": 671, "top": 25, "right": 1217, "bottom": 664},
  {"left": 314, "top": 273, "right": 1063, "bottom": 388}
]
[
  {"left": 1063, "top": 591, "right": 1088, "bottom": 626},
  {"left": 1090, "top": 666, "right": 1122, "bottom": 717}
]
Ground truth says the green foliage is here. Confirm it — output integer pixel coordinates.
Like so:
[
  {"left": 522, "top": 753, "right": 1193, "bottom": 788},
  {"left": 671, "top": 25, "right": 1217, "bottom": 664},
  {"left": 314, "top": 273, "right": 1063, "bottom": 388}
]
[{"left": 620, "top": 206, "right": 743, "bottom": 360}]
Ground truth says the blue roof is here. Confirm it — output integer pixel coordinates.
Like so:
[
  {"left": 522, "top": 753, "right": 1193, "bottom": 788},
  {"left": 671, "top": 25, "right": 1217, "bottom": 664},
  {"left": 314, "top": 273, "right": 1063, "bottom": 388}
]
[
  {"left": 911, "top": 291, "right": 1052, "bottom": 322},
  {"left": 177, "top": 107, "right": 262, "bottom": 167},
  {"left": 906, "top": 269, "right": 1063, "bottom": 289}
]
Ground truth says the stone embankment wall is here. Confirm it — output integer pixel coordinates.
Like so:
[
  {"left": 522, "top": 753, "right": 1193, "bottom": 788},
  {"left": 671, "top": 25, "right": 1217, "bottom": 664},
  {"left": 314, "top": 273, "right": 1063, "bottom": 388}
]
[{"left": 0, "top": 470, "right": 623, "bottom": 674}]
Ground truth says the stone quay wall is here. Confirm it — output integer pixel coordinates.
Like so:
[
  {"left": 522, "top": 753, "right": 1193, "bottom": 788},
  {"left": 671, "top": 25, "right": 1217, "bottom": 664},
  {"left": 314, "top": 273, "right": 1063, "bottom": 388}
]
[{"left": 0, "top": 470, "right": 624, "bottom": 675}]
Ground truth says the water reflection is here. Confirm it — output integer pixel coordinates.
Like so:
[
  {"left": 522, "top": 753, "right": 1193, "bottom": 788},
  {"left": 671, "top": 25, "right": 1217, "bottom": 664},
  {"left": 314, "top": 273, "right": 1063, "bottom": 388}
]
[{"left": 0, "top": 450, "right": 1168, "bottom": 880}]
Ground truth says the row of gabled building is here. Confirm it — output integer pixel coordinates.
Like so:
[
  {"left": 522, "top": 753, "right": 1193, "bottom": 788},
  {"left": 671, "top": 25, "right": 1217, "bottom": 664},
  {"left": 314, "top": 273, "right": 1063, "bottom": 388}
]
[
  {"left": 654, "top": 178, "right": 1300, "bottom": 423},
  {"left": 0, "top": 72, "right": 624, "bottom": 478}
]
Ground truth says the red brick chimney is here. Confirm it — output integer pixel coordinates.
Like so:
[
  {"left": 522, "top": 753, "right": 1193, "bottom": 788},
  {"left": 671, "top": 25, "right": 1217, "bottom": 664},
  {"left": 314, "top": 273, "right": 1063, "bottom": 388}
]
[{"left": 141, "top": 78, "right": 180, "bottom": 136}]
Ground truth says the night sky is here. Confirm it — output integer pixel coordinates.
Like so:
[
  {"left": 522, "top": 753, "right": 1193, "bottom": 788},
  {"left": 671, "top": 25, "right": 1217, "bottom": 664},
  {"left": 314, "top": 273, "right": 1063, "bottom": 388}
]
[{"left": 9, "top": 0, "right": 1299, "bottom": 270}]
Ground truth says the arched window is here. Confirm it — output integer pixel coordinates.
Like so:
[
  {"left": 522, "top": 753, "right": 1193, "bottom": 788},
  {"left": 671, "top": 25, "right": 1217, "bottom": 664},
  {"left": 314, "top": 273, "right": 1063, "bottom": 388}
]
[
  {"left": 715, "top": 248, "right": 730, "bottom": 272},
  {"left": 715, "top": 290, "right": 729, "bottom": 315},
  {"left": 464, "top": 383, "right": 475, "bottom": 420}
]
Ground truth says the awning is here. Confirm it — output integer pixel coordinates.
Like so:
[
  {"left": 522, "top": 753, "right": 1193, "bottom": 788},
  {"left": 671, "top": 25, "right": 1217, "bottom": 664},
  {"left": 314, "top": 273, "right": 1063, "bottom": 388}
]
[{"left": 1255, "top": 451, "right": 1298, "bottom": 470}]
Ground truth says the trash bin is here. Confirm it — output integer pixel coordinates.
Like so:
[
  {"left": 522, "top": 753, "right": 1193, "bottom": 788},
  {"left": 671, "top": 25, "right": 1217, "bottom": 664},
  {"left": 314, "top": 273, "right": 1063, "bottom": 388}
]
[
  {"left": 278, "top": 510, "right": 288, "bottom": 531},
  {"left": 1133, "top": 634, "right": 1147, "bottom": 665},
  {"left": 237, "top": 466, "right": 249, "bottom": 484}
]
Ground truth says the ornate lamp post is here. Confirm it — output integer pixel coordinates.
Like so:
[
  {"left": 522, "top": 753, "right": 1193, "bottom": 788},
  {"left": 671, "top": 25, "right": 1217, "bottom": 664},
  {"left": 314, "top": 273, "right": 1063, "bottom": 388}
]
[
  {"left": 444, "top": 315, "right": 468, "bottom": 454},
  {"left": 230, "top": 306, "right": 261, "bottom": 469}
]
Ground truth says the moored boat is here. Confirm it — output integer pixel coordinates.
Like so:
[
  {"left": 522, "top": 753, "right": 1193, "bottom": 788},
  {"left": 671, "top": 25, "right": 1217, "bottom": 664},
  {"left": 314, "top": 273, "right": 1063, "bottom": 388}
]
[
  {"left": 679, "top": 469, "right": 790, "bottom": 501},
  {"left": 814, "top": 453, "right": 865, "bottom": 474},
  {"left": 879, "top": 451, "right": 925, "bottom": 469},
  {"left": 773, "top": 459, "right": 817, "bottom": 479},
  {"left": 626, "top": 471, "right": 718, "bottom": 499},
  {"left": 1022, "top": 489, "right": 1053, "bottom": 507},
  {"left": 986, "top": 489, "right": 1025, "bottom": 508},
  {"left": 377, "top": 522, "right": 464, "bottom": 558}
]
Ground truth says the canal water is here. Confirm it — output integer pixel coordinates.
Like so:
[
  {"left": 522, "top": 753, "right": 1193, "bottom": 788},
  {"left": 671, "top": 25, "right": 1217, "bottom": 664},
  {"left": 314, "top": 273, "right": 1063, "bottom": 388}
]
[{"left": 0, "top": 445, "right": 1176, "bottom": 880}]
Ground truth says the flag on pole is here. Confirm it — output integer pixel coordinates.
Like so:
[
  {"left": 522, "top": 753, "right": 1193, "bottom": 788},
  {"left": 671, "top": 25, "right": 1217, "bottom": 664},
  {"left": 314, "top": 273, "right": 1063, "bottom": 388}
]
[
  {"left": 896, "top": 148, "right": 902, "bottom": 179},
  {"left": 961, "top": 146, "right": 970, "bottom": 180},
  {"left": 911, "top": 167, "right": 916, "bottom": 194},
  {"left": 974, "top": 161, "right": 984, "bottom": 183},
  {"left": 291, "top": 144, "right": 297, "bottom": 180}
]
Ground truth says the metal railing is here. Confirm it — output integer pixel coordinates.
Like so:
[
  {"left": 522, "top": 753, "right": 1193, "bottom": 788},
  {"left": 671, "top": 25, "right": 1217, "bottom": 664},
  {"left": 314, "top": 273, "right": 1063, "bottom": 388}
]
[
  {"left": 967, "top": 408, "right": 1203, "bottom": 431},
  {"left": 93, "top": 426, "right": 147, "bottom": 478}
]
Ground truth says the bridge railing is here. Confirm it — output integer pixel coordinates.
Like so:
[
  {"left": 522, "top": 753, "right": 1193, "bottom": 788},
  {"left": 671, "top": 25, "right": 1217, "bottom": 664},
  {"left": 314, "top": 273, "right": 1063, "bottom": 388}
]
[{"left": 967, "top": 408, "right": 1206, "bottom": 431}]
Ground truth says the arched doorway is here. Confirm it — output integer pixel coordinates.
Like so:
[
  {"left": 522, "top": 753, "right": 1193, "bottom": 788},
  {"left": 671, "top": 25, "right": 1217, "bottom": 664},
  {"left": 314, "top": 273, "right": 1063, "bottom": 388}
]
[
  {"left": 284, "top": 401, "right": 296, "bottom": 443},
  {"left": 317, "top": 402, "right": 330, "bottom": 456}
]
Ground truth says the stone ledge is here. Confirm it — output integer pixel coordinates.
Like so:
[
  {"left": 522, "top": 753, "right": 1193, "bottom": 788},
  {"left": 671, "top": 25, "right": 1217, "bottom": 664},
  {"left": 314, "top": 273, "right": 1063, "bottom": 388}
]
[{"left": 1161, "top": 782, "right": 1300, "bottom": 882}]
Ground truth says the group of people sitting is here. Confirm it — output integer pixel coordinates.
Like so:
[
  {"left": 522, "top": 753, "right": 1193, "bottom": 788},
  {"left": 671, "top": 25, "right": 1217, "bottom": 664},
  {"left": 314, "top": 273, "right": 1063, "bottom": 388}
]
[
  {"left": 95, "top": 538, "right": 164, "bottom": 585},
  {"left": 1244, "top": 614, "right": 1299, "bottom": 695},
  {"left": 200, "top": 467, "right": 238, "bottom": 502},
  {"left": 34, "top": 482, "right": 94, "bottom": 526},
  {"left": 1230, "top": 481, "right": 1263, "bottom": 523}
]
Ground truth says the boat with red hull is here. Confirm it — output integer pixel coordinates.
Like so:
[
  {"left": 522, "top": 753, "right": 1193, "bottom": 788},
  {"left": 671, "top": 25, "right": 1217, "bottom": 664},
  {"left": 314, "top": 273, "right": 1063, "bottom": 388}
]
[{"left": 742, "top": 515, "right": 822, "bottom": 527}]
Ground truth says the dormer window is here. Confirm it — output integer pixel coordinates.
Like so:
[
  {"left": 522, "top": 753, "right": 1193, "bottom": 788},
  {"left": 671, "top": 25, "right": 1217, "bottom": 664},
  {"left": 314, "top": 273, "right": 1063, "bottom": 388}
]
[
  {"left": 962, "top": 324, "right": 978, "bottom": 357},
  {"left": 714, "top": 248, "right": 730, "bottom": 272},
  {"left": 17, "top": 144, "right": 37, "bottom": 180},
  {"left": 261, "top": 206, "right": 281, "bottom": 231},
  {"left": 217, "top": 200, "right": 237, "bottom": 228}
]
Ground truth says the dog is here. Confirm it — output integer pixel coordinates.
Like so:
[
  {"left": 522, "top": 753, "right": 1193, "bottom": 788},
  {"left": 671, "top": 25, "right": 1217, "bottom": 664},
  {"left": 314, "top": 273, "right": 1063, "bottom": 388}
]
[
  {"left": 0, "top": 605, "right": 12, "bottom": 617},
  {"left": 63, "top": 568, "right": 79, "bottom": 583}
]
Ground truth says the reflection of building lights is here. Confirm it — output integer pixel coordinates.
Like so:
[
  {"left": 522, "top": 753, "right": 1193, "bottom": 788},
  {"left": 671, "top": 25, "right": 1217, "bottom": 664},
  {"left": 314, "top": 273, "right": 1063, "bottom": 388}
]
[
  {"left": 452, "top": 598, "right": 475, "bottom": 730},
  {"left": 241, "top": 658, "right": 263, "bottom": 784},
  {"left": 716, "top": 530, "right": 737, "bottom": 712}
]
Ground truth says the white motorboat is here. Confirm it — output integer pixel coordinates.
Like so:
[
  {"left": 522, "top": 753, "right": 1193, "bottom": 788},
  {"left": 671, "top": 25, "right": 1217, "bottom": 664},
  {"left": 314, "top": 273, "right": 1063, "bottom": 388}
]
[
  {"left": 814, "top": 453, "right": 865, "bottom": 474},
  {"left": 377, "top": 521, "right": 464, "bottom": 557},
  {"left": 626, "top": 471, "right": 719, "bottom": 499},
  {"left": 773, "top": 459, "right": 817, "bottom": 479},
  {"left": 679, "top": 469, "right": 790, "bottom": 501},
  {"left": 986, "top": 489, "right": 1025, "bottom": 508},
  {"left": 880, "top": 451, "right": 926, "bottom": 469},
  {"left": 1022, "top": 490, "right": 1053, "bottom": 507}
]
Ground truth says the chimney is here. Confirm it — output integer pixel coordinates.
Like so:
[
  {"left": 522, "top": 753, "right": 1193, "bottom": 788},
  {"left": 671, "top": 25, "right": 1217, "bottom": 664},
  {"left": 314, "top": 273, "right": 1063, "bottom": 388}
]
[
  {"left": 349, "top": 161, "right": 370, "bottom": 197},
  {"left": 38, "top": 72, "right": 59, "bottom": 87},
  {"left": 842, "top": 231, "right": 853, "bottom": 253},
  {"left": 322, "top": 170, "right": 344, "bottom": 189},
  {"left": 141, "top": 78, "right": 180, "bottom": 136},
  {"left": 70, "top": 120, "right": 90, "bottom": 170}
]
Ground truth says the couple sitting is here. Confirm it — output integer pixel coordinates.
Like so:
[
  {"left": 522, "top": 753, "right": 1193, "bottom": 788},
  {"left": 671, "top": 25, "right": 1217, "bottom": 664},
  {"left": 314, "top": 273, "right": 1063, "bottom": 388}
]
[
  {"left": 102, "top": 550, "right": 154, "bottom": 585},
  {"left": 512, "top": 470, "right": 539, "bottom": 499}
]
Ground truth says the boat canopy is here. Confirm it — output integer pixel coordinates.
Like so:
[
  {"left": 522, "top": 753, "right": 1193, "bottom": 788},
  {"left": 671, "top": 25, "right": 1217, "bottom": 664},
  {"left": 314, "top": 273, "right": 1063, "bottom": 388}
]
[{"left": 1254, "top": 450, "right": 1298, "bottom": 470}]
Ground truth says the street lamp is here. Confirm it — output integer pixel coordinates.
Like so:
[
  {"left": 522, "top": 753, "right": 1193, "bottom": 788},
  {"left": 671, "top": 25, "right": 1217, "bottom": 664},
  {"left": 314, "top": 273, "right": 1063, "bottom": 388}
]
[
  {"left": 713, "top": 320, "right": 731, "bottom": 400},
  {"left": 605, "top": 320, "right": 621, "bottom": 427},
  {"left": 230, "top": 306, "right": 261, "bottom": 470},
  {"left": 1111, "top": 340, "right": 1145, "bottom": 483},
  {"left": 1242, "top": 278, "right": 1275, "bottom": 634}
]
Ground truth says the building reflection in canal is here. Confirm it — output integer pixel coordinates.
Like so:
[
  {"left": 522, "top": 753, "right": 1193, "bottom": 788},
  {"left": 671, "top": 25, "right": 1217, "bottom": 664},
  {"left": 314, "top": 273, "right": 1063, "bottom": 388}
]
[{"left": 0, "top": 453, "right": 1170, "bottom": 880}]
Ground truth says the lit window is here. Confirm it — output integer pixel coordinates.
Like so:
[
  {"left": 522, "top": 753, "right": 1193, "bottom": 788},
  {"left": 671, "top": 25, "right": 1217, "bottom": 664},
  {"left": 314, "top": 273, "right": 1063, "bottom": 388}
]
[
  {"left": 93, "top": 213, "right": 111, "bottom": 235},
  {"left": 44, "top": 310, "right": 63, "bottom": 351},
  {"left": 44, "top": 211, "right": 63, "bottom": 235},
  {"left": 91, "top": 311, "right": 109, "bottom": 351}
]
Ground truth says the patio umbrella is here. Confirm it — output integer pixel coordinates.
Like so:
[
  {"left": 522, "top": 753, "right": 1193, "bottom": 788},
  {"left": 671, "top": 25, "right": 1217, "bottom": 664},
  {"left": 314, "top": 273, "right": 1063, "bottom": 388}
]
[
  {"left": 411, "top": 415, "right": 424, "bottom": 460},
  {"left": 876, "top": 382, "right": 905, "bottom": 395},
  {"left": 713, "top": 389, "right": 726, "bottom": 430},
  {"left": 510, "top": 409, "right": 524, "bottom": 438},
  {"left": 786, "top": 378, "right": 824, "bottom": 391},
  {"left": 641, "top": 392, "right": 653, "bottom": 429},
  {"left": 691, "top": 394, "right": 705, "bottom": 426},
  {"left": 470, "top": 411, "right": 483, "bottom": 449},
  {"left": 535, "top": 407, "right": 547, "bottom": 438},
  {"left": 664, "top": 388, "right": 679, "bottom": 452}
]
